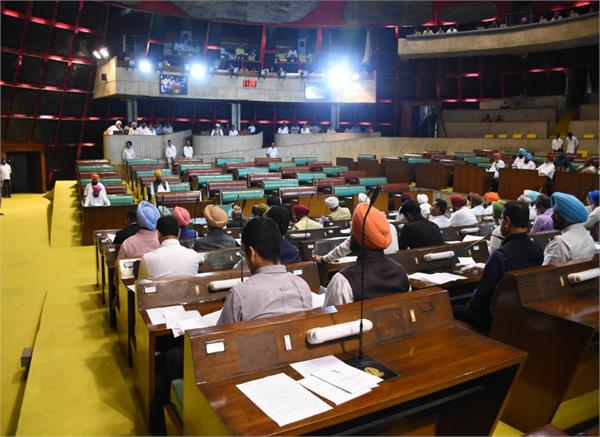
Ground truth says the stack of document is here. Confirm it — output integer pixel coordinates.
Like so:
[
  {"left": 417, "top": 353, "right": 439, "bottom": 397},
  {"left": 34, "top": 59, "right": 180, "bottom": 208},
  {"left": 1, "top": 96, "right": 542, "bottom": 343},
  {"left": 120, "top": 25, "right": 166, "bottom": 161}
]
[
  {"left": 310, "top": 292, "right": 326, "bottom": 308},
  {"left": 146, "top": 306, "right": 223, "bottom": 337},
  {"left": 463, "top": 234, "right": 485, "bottom": 242},
  {"left": 408, "top": 272, "right": 467, "bottom": 285}
]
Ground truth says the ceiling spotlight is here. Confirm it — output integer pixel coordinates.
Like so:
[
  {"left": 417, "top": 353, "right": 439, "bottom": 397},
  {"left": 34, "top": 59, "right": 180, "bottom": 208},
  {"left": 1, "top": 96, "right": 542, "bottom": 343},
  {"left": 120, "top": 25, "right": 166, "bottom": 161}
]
[
  {"left": 99, "top": 47, "right": 109, "bottom": 59},
  {"left": 92, "top": 50, "right": 101, "bottom": 60},
  {"left": 190, "top": 63, "right": 206, "bottom": 79},
  {"left": 138, "top": 59, "right": 153, "bottom": 74},
  {"left": 328, "top": 64, "right": 352, "bottom": 89}
]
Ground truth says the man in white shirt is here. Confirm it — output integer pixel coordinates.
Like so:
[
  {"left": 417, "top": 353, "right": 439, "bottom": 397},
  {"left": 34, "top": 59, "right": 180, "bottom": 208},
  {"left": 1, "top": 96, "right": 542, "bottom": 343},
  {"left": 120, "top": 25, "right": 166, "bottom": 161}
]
[
  {"left": 446, "top": 26, "right": 458, "bottom": 33},
  {"left": 122, "top": 141, "right": 136, "bottom": 161},
  {"left": 416, "top": 193, "right": 431, "bottom": 217},
  {"left": 248, "top": 123, "right": 256, "bottom": 134},
  {"left": 277, "top": 123, "right": 289, "bottom": 134},
  {"left": 0, "top": 159, "right": 11, "bottom": 198},
  {"left": 106, "top": 120, "right": 123, "bottom": 135},
  {"left": 537, "top": 154, "right": 556, "bottom": 179},
  {"left": 487, "top": 152, "right": 506, "bottom": 181},
  {"left": 84, "top": 185, "right": 110, "bottom": 207},
  {"left": 300, "top": 123, "right": 311, "bottom": 134},
  {"left": 147, "top": 123, "right": 156, "bottom": 135},
  {"left": 543, "top": 192, "right": 596, "bottom": 265},
  {"left": 551, "top": 133, "right": 563, "bottom": 152},
  {"left": 162, "top": 122, "right": 173, "bottom": 134},
  {"left": 428, "top": 198, "right": 450, "bottom": 228},
  {"left": 468, "top": 192, "right": 485, "bottom": 216},
  {"left": 128, "top": 122, "right": 140, "bottom": 135},
  {"left": 183, "top": 139, "right": 193, "bottom": 158},
  {"left": 228, "top": 125, "right": 239, "bottom": 136},
  {"left": 520, "top": 153, "right": 537, "bottom": 170},
  {"left": 565, "top": 132, "right": 579, "bottom": 154},
  {"left": 83, "top": 173, "right": 106, "bottom": 198},
  {"left": 210, "top": 123, "right": 223, "bottom": 136},
  {"left": 138, "top": 215, "right": 201, "bottom": 280},
  {"left": 449, "top": 195, "right": 478, "bottom": 226},
  {"left": 165, "top": 139, "right": 177, "bottom": 164},
  {"left": 511, "top": 148, "right": 526, "bottom": 168},
  {"left": 266, "top": 143, "right": 278, "bottom": 158}
]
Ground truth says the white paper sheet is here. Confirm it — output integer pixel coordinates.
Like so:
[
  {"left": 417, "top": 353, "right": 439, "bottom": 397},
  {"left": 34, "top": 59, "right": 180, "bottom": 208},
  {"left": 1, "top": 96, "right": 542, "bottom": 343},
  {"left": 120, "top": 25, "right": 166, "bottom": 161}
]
[
  {"left": 126, "top": 284, "right": 136, "bottom": 293},
  {"left": 310, "top": 362, "right": 382, "bottom": 394},
  {"left": 236, "top": 373, "right": 332, "bottom": 427},
  {"left": 463, "top": 234, "right": 485, "bottom": 242},
  {"left": 457, "top": 256, "right": 476, "bottom": 265},
  {"left": 145, "top": 305, "right": 185, "bottom": 326},
  {"left": 408, "top": 272, "right": 466, "bottom": 285},
  {"left": 335, "top": 256, "right": 357, "bottom": 263},
  {"left": 291, "top": 355, "right": 348, "bottom": 378},
  {"left": 106, "top": 233, "right": 116, "bottom": 243},
  {"left": 299, "top": 376, "right": 371, "bottom": 405},
  {"left": 311, "top": 292, "right": 326, "bottom": 308},
  {"left": 340, "top": 228, "right": 351, "bottom": 234},
  {"left": 201, "top": 309, "right": 223, "bottom": 327}
]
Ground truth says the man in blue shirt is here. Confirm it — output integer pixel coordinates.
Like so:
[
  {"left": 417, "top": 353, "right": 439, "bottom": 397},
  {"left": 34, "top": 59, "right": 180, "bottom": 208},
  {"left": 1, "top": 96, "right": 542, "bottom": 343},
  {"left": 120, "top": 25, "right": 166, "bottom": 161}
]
[
  {"left": 454, "top": 201, "right": 543, "bottom": 332},
  {"left": 553, "top": 149, "right": 571, "bottom": 171},
  {"left": 264, "top": 205, "right": 301, "bottom": 264}
]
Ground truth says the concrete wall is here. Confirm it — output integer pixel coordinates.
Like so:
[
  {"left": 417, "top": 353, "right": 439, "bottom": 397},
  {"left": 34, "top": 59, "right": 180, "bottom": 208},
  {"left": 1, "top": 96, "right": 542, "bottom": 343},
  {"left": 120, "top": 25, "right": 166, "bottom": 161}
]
[
  {"left": 399, "top": 14, "right": 599, "bottom": 58},
  {"left": 196, "top": 136, "right": 599, "bottom": 163},
  {"left": 192, "top": 133, "right": 263, "bottom": 155},
  {"left": 568, "top": 120, "right": 599, "bottom": 137},
  {"left": 480, "top": 95, "right": 566, "bottom": 110},
  {"left": 103, "top": 130, "right": 192, "bottom": 165},
  {"left": 274, "top": 132, "right": 380, "bottom": 147},
  {"left": 94, "top": 58, "right": 376, "bottom": 104},
  {"left": 442, "top": 121, "right": 548, "bottom": 138},
  {"left": 442, "top": 108, "right": 556, "bottom": 126},
  {"left": 580, "top": 104, "right": 599, "bottom": 120}
]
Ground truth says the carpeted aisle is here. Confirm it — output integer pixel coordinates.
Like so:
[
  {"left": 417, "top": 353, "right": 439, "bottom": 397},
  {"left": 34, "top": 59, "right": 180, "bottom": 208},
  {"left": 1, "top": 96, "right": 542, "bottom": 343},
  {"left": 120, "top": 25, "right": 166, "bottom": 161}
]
[{"left": 1, "top": 190, "right": 145, "bottom": 436}]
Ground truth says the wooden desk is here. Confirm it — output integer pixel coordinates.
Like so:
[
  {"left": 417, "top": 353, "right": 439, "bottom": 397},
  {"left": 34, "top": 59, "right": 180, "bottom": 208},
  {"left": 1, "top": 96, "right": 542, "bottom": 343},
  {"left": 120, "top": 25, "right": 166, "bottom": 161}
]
[
  {"left": 134, "top": 262, "right": 322, "bottom": 430},
  {"left": 415, "top": 163, "right": 452, "bottom": 190},
  {"left": 356, "top": 158, "right": 381, "bottom": 177},
  {"left": 93, "top": 229, "right": 119, "bottom": 291},
  {"left": 182, "top": 288, "right": 526, "bottom": 435},
  {"left": 336, "top": 157, "right": 355, "bottom": 170},
  {"left": 82, "top": 205, "right": 133, "bottom": 245},
  {"left": 490, "top": 257, "right": 599, "bottom": 432},
  {"left": 553, "top": 172, "right": 599, "bottom": 202},
  {"left": 498, "top": 169, "right": 547, "bottom": 201},
  {"left": 139, "top": 176, "right": 181, "bottom": 200},
  {"left": 454, "top": 165, "right": 494, "bottom": 195},
  {"left": 382, "top": 159, "right": 410, "bottom": 184}
]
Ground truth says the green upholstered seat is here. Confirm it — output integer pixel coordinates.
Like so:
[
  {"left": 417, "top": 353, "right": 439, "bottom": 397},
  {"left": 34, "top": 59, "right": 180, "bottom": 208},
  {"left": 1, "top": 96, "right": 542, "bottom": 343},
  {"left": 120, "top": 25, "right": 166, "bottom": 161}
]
[
  {"left": 215, "top": 158, "right": 245, "bottom": 168},
  {"left": 125, "top": 159, "right": 159, "bottom": 165},
  {"left": 196, "top": 174, "right": 234, "bottom": 185},
  {"left": 169, "top": 182, "right": 191, "bottom": 192},
  {"left": 78, "top": 165, "right": 115, "bottom": 172},
  {"left": 236, "top": 167, "right": 269, "bottom": 178},
  {"left": 296, "top": 172, "right": 326, "bottom": 182},
  {"left": 357, "top": 154, "right": 376, "bottom": 160},
  {"left": 80, "top": 178, "right": 123, "bottom": 186},
  {"left": 358, "top": 177, "right": 387, "bottom": 187},
  {"left": 293, "top": 157, "right": 317, "bottom": 165},
  {"left": 402, "top": 153, "right": 423, "bottom": 160},
  {"left": 136, "top": 169, "right": 172, "bottom": 178},
  {"left": 221, "top": 189, "right": 264, "bottom": 203},
  {"left": 107, "top": 195, "right": 134, "bottom": 205},
  {"left": 477, "top": 163, "right": 492, "bottom": 170},
  {"left": 170, "top": 378, "right": 184, "bottom": 421},
  {"left": 323, "top": 166, "right": 349, "bottom": 176},
  {"left": 263, "top": 179, "right": 299, "bottom": 192},
  {"left": 570, "top": 163, "right": 583, "bottom": 172},
  {"left": 268, "top": 162, "right": 296, "bottom": 171},
  {"left": 179, "top": 163, "right": 212, "bottom": 173},
  {"left": 333, "top": 185, "right": 367, "bottom": 196},
  {"left": 407, "top": 158, "right": 432, "bottom": 165}
]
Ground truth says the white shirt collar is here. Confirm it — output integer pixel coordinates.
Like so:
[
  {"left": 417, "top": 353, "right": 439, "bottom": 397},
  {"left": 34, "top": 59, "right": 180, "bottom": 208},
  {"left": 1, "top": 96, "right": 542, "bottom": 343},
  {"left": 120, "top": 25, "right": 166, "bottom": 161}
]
[{"left": 160, "top": 239, "right": 180, "bottom": 247}]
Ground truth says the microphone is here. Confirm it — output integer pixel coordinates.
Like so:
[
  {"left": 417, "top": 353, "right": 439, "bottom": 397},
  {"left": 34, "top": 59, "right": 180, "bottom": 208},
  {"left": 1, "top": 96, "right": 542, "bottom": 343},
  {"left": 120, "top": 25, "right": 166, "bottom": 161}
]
[
  {"left": 447, "top": 229, "right": 494, "bottom": 270},
  {"left": 305, "top": 191, "right": 315, "bottom": 234},
  {"left": 193, "top": 193, "right": 201, "bottom": 227}
]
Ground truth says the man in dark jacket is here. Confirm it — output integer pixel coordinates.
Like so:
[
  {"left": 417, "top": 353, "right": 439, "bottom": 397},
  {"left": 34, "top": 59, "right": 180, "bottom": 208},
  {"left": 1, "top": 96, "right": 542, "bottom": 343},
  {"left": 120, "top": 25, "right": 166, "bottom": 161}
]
[
  {"left": 397, "top": 201, "right": 444, "bottom": 249},
  {"left": 454, "top": 201, "right": 543, "bottom": 332},
  {"left": 264, "top": 205, "right": 301, "bottom": 264},
  {"left": 113, "top": 209, "right": 138, "bottom": 245},
  {"left": 193, "top": 205, "right": 236, "bottom": 251}
]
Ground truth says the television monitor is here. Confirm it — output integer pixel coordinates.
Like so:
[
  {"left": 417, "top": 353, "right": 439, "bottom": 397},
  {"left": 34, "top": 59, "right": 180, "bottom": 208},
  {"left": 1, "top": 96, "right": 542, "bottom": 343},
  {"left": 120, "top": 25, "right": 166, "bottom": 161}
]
[{"left": 159, "top": 74, "right": 188, "bottom": 95}]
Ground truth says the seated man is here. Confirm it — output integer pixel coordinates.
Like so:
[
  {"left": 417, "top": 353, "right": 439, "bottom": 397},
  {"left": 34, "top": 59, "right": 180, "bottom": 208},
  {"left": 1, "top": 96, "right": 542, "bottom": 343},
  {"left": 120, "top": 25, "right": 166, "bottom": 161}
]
[
  {"left": 449, "top": 195, "right": 478, "bottom": 226},
  {"left": 323, "top": 203, "right": 409, "bottom": 306},
  {"left": 266, "top": 195, "right": 282, "bottom": 207},
  {"left": 530, "top": 194, "right": 554, "bottom": 233},
  {"left": 228, "top": 205, "right": 247, "bottom": 228},
  {"left": 217, "top": 217, "right": 312, "bottom": 325},
  {"left": 483, "top": 192, "right": 500, "bottom": 216},
  {"left": 537, "top": 154, "right": 556, "bottom": 179},
  {"left": 165, "top": 140, "right": 177, "bottom": 165},
  {"left": 172, "top": 206, "right": 197, "bottom": 240},
  {"left": 553, "top": 149, "right": 571, "bottom": 171},
  {"left": 264, "top": 205, "right": 301, "bottom": 264},
  {"left": 251, "top": 203, "right": 268, "bottom": 218},
  {"left": 138, "top": 215, "right": 202, "bottom": 280},
  {"left": 149, "top": 170, "right": 170, "bottom": 198},
  {"left": 325, "top": 196, "right": 351, "bottom": 221},
  {"left": 468, "top": 192, "right": 485, "bottom": 216},
  {"left": 416, "top": 193, "right": 431, "bottom": 217},
  {"left": 520, "top": 152, "right": 536, "bottom": 170},
  {"left": 511, "top": 148, "right": 527, "bottom": 169},
  {"left": 290, "top": 204, "right": 322, "bottom": 231},
  {"left": 488, "top": 200, "right": 505, "bottom": 254},
  {"left": 397, "top": 201, "right": 443, "bottom": 250},
  {"left": 454, "top": 201, "right": 544, "bottom": 332},
  {"left": 584, "top": 190, "right": 600, "bottom": 231},
  {"left": 577, "top": 158, "right": 597, "bottom": 174},
  {"left": 193, "top": 204, "right": 237, "bottom": 251},
  {"left": 543, "top": 192, "right": 596, "bottom": 265},
  {"left": 83, "top": 185, "right": 110, "bottom": 207},
  {"left": 116, "top": 201, "right": 161, "bottom": 260},
  {"left": 83, "top": 173, "right": 106, "bottom": 198},
  {"left": 428, "top": 198, "right": 450, "bottom": 229},
  {"left": 114, "top": 209, "right": 139, "bottom": 245}
]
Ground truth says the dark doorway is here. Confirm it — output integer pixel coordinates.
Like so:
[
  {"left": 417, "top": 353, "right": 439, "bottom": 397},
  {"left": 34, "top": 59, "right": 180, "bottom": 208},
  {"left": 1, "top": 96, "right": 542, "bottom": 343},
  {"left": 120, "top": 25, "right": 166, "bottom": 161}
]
[
  {"left": 6, "top": 151, "right": 43, "bottom": 193},
  {"left": 411, "top": 105, "right": 437, "bottom": 137}
]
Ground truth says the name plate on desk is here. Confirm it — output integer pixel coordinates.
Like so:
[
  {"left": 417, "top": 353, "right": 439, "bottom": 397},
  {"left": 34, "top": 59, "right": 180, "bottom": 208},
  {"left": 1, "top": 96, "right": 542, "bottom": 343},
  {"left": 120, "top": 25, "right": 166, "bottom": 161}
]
[{"left": 119, "top": 259, "right": 138, "bottom": 280}]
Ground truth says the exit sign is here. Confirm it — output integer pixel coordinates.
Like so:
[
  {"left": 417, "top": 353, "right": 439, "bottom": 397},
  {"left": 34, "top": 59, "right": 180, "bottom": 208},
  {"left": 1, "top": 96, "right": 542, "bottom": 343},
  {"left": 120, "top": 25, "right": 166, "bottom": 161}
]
[{"left": 243, "top": 80, "right": 257, "bottom": 88}]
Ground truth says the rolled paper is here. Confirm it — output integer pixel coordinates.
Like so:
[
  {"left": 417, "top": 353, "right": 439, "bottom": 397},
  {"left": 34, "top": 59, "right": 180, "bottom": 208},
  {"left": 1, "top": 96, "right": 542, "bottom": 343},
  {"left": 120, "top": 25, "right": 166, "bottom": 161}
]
[
  {"left": 289, "top": 233, "right": 310, "bottom": 239},
  {"left": 306, "top": 319, "right": 373, "bottom": 345},
  {"left": 460, "top": 227, "right": 480, "bottom": 235},
  {"left": 567, "top": 268, "right": 600, "bottom": 284},
  {"left": 423, "top": 251, "right": 455, "bottom": 262},
  {"left": 209, "top": 278, "right": 242, "bottom": 291}
]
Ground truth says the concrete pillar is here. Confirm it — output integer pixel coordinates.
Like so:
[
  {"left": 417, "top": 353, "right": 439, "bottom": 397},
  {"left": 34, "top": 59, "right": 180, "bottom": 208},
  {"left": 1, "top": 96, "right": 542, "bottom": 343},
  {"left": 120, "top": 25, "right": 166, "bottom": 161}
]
[
  {"left": 330, "top": 104, "right": 340, "bottom": 130},
  {"left": 231, "top": 103, "right": 241, "bottom": 131},
  {"left": 126, "top": 98, "right": 137, "bottom": 122}
]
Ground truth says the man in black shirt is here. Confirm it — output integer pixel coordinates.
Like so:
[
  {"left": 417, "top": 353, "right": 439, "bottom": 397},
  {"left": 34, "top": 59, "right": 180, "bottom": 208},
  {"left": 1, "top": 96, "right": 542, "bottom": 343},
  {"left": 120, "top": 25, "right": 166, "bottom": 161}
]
[
  {"left": 397, "top": 201, "right": 444, "bottom": 249},
  {"left": 113, "top": 209, "right": 138, "bottom": 245}
]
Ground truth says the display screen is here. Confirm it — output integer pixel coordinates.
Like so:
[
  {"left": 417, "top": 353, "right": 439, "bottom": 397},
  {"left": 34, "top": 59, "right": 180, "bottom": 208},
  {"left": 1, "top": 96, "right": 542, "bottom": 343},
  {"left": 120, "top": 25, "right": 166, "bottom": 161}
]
[
  {"left": 304, "top": 81, "right": 330, "bottom": 100},
  {"left": 159, "top": 74, "right": 188, "bottom": 95},
  {"left": 243, "top": 79, "right": 257, "bottom": 88}
]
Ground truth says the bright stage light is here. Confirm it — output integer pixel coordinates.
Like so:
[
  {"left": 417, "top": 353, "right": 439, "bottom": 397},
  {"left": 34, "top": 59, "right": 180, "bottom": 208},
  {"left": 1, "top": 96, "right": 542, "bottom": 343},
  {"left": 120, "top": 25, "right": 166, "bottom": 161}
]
[
  {"left": 190, "top": 63, "right": 206, "bottom": 79},
  {"left": 328, "top": 64, "right": 352, "bottom": 89},
  {"left": 139, "top": 59, "right": 153, "bottom": 74},
  {"left": 99, "top": 47, "right": 109, "bottom": 59},
  {"left": 92, "top": 50, "right": 101, "bottom": 60},
  {"left": 351, "top": 72, "right": 360, "bottom": 81}
]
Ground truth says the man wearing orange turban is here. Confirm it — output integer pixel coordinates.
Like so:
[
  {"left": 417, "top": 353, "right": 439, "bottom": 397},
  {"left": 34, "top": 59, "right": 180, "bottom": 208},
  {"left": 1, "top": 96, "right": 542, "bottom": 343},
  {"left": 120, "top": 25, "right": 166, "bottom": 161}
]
[
  {"left": 323, "top": 203, "right": 409, "bottom": 306},
  {"left": 83, "top": 172, "right": 106, "bottom": 198}
]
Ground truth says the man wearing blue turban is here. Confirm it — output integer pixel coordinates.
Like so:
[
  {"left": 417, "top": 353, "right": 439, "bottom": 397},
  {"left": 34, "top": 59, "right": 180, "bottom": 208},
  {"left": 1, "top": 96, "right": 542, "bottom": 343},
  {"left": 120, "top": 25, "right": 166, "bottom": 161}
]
[
  {"left": 543, "top": 192, "right": 596, "bottom": 265},
  {"left": 117, "top": 201, "right": 161, "bottom": 261},
  {"left": 511, "top": 147, "right": 527, "bottom": 169},
  {"left": 584, "top": 190, "right": 600, "bottom": 237},
  {"left": 522, "top": 152, "right": 536, "bottom": 170}
]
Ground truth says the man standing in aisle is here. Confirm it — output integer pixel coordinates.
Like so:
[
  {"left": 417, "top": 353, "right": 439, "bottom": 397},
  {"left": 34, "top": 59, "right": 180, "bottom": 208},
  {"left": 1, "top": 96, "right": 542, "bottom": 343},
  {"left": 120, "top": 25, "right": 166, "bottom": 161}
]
[
  {"left": 0, "top": 159, "right": 12, "bottom": 198},
  {"left": 565, "top": 132, "right": 579, "bottom": 154},
  {"left": 122, "top": 141, "right": 136, "bottom": 161}
]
